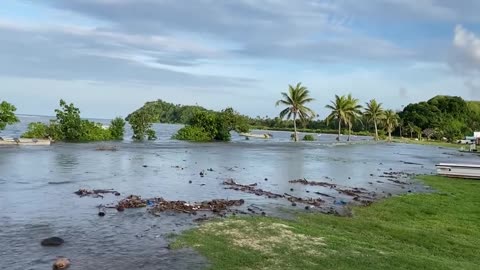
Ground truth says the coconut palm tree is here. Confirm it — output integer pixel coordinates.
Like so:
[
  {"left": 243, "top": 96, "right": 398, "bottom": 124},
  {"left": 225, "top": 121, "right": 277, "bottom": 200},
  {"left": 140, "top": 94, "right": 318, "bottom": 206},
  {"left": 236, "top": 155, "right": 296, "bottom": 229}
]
[
  {"left": 364, "top": 99, "right": 384, "bottom": 140},
  {"left": 383, "top": 110, "right": 399, "bottom": 141},
  {"left": 345, "top": 94, "right": 363, "bottom": 141},
  {"left": 325, "top": 95, "right": 350, "bottom": 141},
  {"left": 275, "top": 82, "right": 315, "bottom": 142}
]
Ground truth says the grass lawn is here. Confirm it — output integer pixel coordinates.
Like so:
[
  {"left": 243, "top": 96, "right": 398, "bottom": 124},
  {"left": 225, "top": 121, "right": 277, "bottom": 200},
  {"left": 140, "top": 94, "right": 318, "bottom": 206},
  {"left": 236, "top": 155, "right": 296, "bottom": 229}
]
[
  {"left": 392, "top": 138, "right": 463, "bottom": 149},
  {"left": 173, "top": 176, "right": 480, "bottom": 269}
]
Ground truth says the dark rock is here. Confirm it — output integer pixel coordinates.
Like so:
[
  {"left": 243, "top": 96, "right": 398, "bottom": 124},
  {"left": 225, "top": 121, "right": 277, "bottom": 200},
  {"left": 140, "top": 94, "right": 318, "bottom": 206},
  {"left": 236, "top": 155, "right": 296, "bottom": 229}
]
[
  {"left": 142, "top": 165, "right": 148, "bottom": 168},
  {"left": 41, "top": 237, "right": 64, "bottom": 247},
  {"left": 261, "top": 212, "right": 266, "bottom": 216},
  {"left": 370, "top": 174, "right": 374, "bottom": 176},
  {"left": 116, "top": 206, "right": 125, "bottom": 212},
  {"left": 199, "top": 171, "right": 204, "bottom": 177},
  {"left": 290, "top": 188, "right": 294, "bottom": 192},
  {"left": 98, "top": 211, "right": 106, "bottom": 217},
  {"left": 291, "top": 202, "right": 297, "bottom": 207},
  {"left": 188, "top": 180, "right": 192, "bottom": 184},
  {"left": 114, "top": 192, "right": 121, "bottom": 196},
  {"left": 264, "top": 178, "right": 268, "bottom": 181}
]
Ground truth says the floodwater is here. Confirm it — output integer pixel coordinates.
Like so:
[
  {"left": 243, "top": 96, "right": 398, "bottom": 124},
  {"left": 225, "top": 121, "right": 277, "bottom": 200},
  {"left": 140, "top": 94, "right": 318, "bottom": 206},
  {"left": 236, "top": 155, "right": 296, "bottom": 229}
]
[{"left": 1, "top": 116, "right": 478, "bottom": 269}]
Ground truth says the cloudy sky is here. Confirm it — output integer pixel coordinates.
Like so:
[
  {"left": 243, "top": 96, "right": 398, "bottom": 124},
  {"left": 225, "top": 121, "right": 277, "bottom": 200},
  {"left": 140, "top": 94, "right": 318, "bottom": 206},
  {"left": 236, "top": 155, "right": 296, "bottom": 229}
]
[{"left": 1, "top": 0, "right": 480, "bottom": 119}]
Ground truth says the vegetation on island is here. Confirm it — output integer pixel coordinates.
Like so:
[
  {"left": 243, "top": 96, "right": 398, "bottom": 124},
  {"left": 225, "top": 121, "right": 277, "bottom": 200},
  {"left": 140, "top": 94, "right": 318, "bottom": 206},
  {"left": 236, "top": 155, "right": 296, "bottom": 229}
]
[
  {"left": 275, "top": 83, "right": 316, "bottom": 142},
  {"left": 173, "top": 108, "right": 250, "bottom": 142},
  {"left": 22, "top": 100, "right": 125, "bottom": 141},
  {"left": 0, "top": 101, "right": 19, "bottom": 132},
  {"left": 127, "top": 108, "right": 157, "bottom": 141},
  {"left": 302, "top": 134, "right": 315, "bottom": 141},
  {"left": 173, "top": 175, "right": 480, "bottom": 269}
]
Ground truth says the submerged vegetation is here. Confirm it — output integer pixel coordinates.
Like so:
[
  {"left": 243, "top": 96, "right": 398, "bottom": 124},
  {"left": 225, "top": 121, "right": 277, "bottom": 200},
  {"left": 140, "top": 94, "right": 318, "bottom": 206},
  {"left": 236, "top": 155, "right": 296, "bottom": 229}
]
[
  {"left": 0, "top": 100, "right": 19, "bottom": 132},
  {"left": 174, "top": 108, "right": 250, "bottom": 142},
  {"left": 22, "top": 100, "right": 125, "bottom": 142},
  {"left": 173, "top": 175, "right": 480, "bottom": 269}
]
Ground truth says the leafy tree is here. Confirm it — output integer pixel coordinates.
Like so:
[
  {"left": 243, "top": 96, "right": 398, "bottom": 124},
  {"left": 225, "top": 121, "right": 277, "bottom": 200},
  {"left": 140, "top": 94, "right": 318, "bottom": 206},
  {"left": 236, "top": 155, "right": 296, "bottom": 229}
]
[
  {"left": 302, "top": 134, "right": 315, "bottom": 141},
  {"left": 325, "top": 95, "right": 349, "bottom": 141},
  {"left": 383, "top": 110, "right": 399, "bottom": 141},
  {"left": 128, "top": 109, "right": 156, "bottom": 140},
  {"left": 173, "top": 126, "right": 211, "bottom": 142},
  {"left": 275, "top": 82, "right": 315, "bottom": 142},
  {"left": 0, "top": 101, "right": 19, "bottom": 132},
  {"left": 55, "top": 99, "right": 82, "bottom": 141},
  {"left": 109, "top": 117, "right": 126, "bottom": 140},
  {"left": 21, "top": 122, "right": 49, "bottom": 139},
  {"left": 364, "top": 99, "right": 384, "bottom": 141}
]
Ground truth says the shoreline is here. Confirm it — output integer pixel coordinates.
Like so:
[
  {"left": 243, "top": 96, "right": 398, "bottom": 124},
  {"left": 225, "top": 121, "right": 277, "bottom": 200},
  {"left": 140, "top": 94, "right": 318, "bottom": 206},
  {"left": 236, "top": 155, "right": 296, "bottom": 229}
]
[{"left": 171, "top": 175, "right": 480, "bottom": 269}]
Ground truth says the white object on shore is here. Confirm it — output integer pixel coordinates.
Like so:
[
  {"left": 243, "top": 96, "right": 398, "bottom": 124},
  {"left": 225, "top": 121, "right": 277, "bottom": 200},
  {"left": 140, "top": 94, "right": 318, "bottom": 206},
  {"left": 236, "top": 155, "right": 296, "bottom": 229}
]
[
  {"left": 436, "top": 163, "right": 480, "bottom": 179},
  {"left": 0, "top": 138, "right": 51, "bottom": 146},
  {"left": 239, "top": 133, "right": 271, "bottom": 139}
]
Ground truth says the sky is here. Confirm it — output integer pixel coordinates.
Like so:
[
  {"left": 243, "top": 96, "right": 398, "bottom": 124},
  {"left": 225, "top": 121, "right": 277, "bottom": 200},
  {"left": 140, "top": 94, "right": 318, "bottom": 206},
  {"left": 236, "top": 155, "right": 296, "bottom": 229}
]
[{"left": 1, "top": 0, "right": 480, "bottom": 119}]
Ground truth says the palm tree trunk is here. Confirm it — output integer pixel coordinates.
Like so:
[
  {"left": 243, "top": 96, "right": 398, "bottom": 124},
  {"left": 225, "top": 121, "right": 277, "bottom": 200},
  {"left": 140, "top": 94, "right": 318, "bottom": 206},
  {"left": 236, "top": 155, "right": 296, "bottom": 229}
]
[
  {"left": 293, "top": 113, "right": 298, "bottom": 142},
  {"left": 348, "top": 124, "right": 351, "bottom": 142},
  {"left": 388, "top": 131, "right": 392, "bottom": 142},
  {"left": 374, "top": 120, "right": 378, "bottom": 141},
  {"left": 337, "top": 119, "right": 341, "bottom": 141}
]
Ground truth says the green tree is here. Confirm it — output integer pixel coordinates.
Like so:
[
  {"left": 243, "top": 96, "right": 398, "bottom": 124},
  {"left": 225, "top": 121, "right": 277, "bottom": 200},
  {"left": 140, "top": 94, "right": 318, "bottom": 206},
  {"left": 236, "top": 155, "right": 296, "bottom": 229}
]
[
  {"left": 0, "top": 101, "right": 19, "bottom": 132},
  {"left": 109, "top": 117, "right": 126, "bottom": 140},
  {"left": 345, "top": 94, "right": 363, "bottom": 141},
  {"left": 364, "top": 99, "right": 384, "bottom": 141},
  {"left": 325, "top": 95, "right": 349, "bottom": 141},
  {"left": 383, "top": 110, "right": 399, "bottom": 141},
  {"left": 55, "top": 99, "right": 82, "bottom": 141},
  {"left": 128, "top": 109, "right": 156, "bottom": 140},
  {"left": 275, "top": 82, "right": 315, "bottom": 142}
]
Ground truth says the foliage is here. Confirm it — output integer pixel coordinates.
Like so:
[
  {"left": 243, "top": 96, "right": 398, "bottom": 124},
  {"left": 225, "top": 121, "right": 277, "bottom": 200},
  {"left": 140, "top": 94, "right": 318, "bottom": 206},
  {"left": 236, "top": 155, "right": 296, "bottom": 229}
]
[
  {"left": 173, "top": 126, "right": 212, "bottom": 142},
  {"left": 21, "top": 100, "right": 125, "bottom": 142},
  {"left": 364, "top": 99, "right": 384, "bottom": 141},
  {"left": 398, "top": 96, "right": 477, "bottom": 142},
  {"left": 325, "top": 94, "right": 362, "bottom": 141},
  {"left": 174, "top": 108, "right": 250, "bottom": 142},
  {"left": 383, "top": 110, "right": 399, "bottom": 141},
  {"left": 126, "top": 99, "right": 210, "bottom": 124},
  {"left": 0, "top": 101, "right": 19, "bottom": 131},
  {"left": 173, "top": 175, "right": 480, "bottom": 269},
  {"left": 275, "top": 82, "right": 315, "bottom": 142},
  {"left": 302, "top": 134, "right": 315, "bottom": 141},
  {"left": 109, "top": 117, "right": 126, "bottom": 140},
  {"left": 127, "top": 109, "right": 157, "bottom": 140}
]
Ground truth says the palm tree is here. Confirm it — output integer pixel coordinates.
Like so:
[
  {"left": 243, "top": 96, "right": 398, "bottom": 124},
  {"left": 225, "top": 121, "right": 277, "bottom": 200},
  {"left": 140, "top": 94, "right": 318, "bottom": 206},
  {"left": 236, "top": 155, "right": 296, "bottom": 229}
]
[
  {"left": 364, "top": 99, "right": 384, "bottom": 140},
  {"left": 383, "top": 110, "right": 399, "bottom": 141},
  {"left": 325, "top": 95, "right": 350, "bottom": 141},
  {"left": 345, "top": 94, "right": 363, "bottom": 141},
  {"left": 275, "top": 82, "right": 315, "bottom": 142}
]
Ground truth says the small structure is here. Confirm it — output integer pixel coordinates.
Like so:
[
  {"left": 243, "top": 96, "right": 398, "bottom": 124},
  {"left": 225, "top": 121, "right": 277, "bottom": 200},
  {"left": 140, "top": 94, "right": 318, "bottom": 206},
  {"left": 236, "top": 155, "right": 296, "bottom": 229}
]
[
  {"left": 0, "top": 138, "right": 51, "bottom": 146},
  {"left": 436, "top": 163, "right": 480, "bottom": 179}
]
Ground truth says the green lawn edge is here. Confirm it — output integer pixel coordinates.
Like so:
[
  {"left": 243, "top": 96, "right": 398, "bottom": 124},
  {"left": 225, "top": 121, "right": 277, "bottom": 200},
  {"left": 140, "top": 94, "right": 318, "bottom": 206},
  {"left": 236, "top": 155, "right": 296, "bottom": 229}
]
[{"left": 172, "top": 175, "right": 480, "bottom": 270}]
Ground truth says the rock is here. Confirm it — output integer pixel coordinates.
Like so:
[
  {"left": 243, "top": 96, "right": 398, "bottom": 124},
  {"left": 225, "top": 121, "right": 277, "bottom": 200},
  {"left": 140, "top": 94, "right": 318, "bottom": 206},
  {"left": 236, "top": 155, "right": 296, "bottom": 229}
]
[
  {"left": 199, "top": 171, "right": 204, "bottom": 177},
  {"left": 41, "top": 237, "right": 64, "bottom": 247},
  {"left": 98, "top": 211, "right": 106, "bottom": 217},
  {"left": 114, "top": 192, "right": 121, "bottom": 196},
  {"left": 290, "top": 188, "right": 294, "bottom": 192},
  {"left": 291, "top": 202, "right": 297, "bottom": 207},
  {"left": 264, "top": 178, "right": 268, "bottom": 181},
  {"left": 261, "top": 212, "right": 266, "bottom": 216},
  {"left": 142, "top": 165, "right": 148, "bottom": 168},
  {"left": 53, "top": 257, "right": 70, "bottom": 270},
  {"left": 116, "top": 206, "right": 125, "bottom": 212}
]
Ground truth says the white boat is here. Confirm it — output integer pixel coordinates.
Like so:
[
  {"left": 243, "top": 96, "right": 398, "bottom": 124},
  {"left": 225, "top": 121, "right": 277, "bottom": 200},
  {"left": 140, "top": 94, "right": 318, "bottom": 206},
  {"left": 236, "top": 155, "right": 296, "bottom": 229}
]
[
  {"left": 436, "top": 163, "right": 480, "bottom": 179},
  {"left": 0, "top": 138, "right": 51, "bottom": 146}
]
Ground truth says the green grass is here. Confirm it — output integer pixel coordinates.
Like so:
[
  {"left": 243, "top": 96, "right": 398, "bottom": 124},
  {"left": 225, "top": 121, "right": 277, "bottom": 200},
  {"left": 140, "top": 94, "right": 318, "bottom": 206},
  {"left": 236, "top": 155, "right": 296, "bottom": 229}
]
[
  {"left": 392, "top": 138, "right": 461, "bottom": 149},
  {"left": 173, "top": 176, "right": 480, "bottom": 269}
]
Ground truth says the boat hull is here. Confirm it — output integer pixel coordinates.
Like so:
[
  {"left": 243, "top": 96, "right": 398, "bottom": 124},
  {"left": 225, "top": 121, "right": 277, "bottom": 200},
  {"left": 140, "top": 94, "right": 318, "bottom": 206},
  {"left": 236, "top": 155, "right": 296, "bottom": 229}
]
[{"left": 436, "top": 163, "right": 480, "bottom": 179}]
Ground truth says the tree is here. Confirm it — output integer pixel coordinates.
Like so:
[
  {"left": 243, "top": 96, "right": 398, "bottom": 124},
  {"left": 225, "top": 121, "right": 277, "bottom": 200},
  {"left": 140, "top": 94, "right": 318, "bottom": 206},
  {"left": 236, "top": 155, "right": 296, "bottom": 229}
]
[
  {"left": 383, "top": 110, "right": 399, "bottom": 141},
  {"left": 0, "top": 101, "right": 19, "bottom": 132},
  {"left": 325, "top": 95, "right": 349, "bottom": 141},
  {"left": 364, "top": 99, "right": 384, "bottom": 141},
  {"left": 109, "top": 117, "right": 126, "bottom": 140},
  {"left": 127, "top": 109, "right": 156, "bottom": 140},
  {"left": 55, "top": 99, "right": 81, "bottom": 141},
  {"left": 345, "top": 94, "right": 363, "bottom": 141},
  {"left": 275, "top": 82, "right": 315, "bottom": 142}
]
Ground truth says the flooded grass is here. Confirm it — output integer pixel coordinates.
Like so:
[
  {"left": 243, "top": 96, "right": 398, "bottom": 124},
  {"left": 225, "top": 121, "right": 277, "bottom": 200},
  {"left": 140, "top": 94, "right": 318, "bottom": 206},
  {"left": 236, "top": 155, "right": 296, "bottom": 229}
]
[
  {"left": 173, "top": 176, "right": 480, "bottom": 269},
  {"left": 392, "top": 138, "right": 461, "bottom": 149}
]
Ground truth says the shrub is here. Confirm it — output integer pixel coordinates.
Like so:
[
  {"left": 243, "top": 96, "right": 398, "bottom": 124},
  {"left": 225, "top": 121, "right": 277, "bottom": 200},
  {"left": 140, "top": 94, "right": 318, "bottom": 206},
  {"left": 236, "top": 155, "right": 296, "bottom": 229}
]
[
  {"left": 21, "top": 122, "right": 49, "bottom": 139},
  {"left": 109, "top": 117, "right": 126, "bottom": 140},
  {"left": 173, "top": 126, "right": 211, "bottom": 142},
  {"left": 128, "top": 109, "right": 156, "bottom": 140},
  {"left": 302, "top": 134, "right": 315, "bottom": 141}
]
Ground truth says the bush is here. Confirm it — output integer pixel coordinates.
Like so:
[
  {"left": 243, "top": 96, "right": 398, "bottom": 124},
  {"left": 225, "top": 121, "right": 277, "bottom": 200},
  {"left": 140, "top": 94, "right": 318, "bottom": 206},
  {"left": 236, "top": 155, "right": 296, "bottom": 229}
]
[
  {"left": 109, "top": 117, "right": 126, "bottom": 140},
  {"left": 302, "top": 134, "right": 315, "bottom": 141},
  {"left": 173, "top": 126, "right": 212, "bottom": 142},
  {"left": 0, "top": 101, "right": 19, "bottom": 131},
  {"left": 79, "top": 120, "right": 111, "bottom": 141},
  {"left": 128, "top": 109, "right": 156, "bottom": 140},
  {"left": 21, "top": 122, "right": 49, "bottom": 139}
]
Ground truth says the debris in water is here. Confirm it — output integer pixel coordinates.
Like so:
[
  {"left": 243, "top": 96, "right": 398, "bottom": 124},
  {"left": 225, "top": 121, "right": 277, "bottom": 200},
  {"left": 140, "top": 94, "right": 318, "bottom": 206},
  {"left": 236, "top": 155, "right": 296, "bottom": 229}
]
[
  {"left": 74, "top": 189, "right": 120, "bottom": 198},
  {"left": 53, "top": 257, "right": 70, "bottom": 270}
]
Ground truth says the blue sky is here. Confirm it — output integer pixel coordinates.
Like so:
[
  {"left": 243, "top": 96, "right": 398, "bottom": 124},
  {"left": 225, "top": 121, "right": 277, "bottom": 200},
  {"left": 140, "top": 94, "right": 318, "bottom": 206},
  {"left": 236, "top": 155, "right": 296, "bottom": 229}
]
[{"left": 1, "top": 0, "right": 480, "bottom": 119}]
